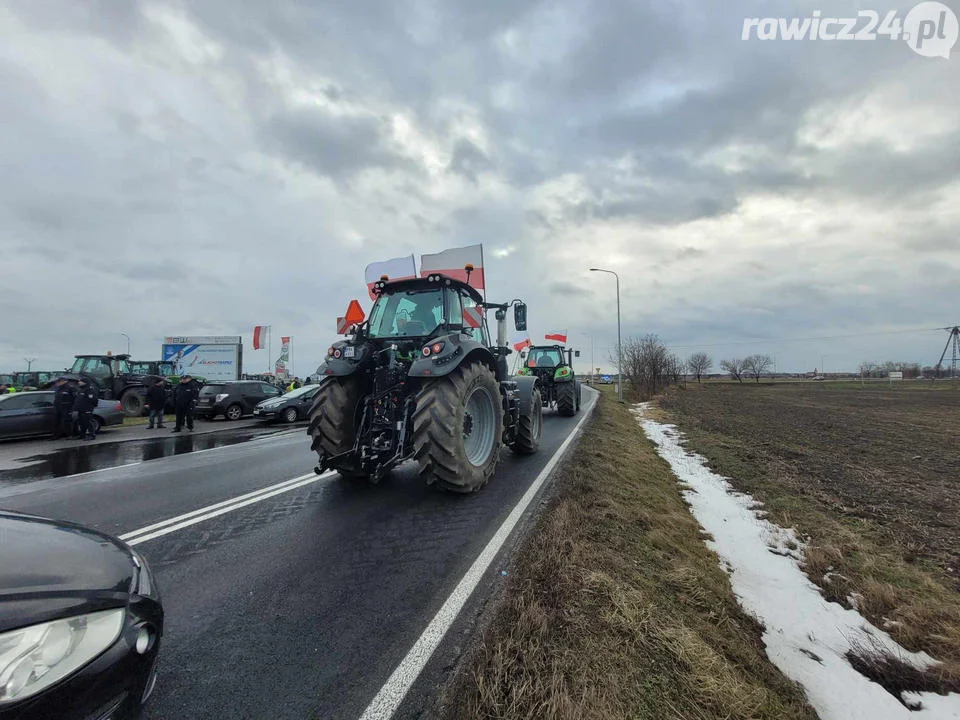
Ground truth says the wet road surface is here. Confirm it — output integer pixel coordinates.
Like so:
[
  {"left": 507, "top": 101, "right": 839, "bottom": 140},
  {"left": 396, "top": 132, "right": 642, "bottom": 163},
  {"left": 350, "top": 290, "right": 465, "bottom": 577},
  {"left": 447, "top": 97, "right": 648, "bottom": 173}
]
[
  {"left": 1, "top": 391, "right": 597, "bottom": 720},
  {"left": 0, "top": 423, "right": 300, "bottom": 484}
]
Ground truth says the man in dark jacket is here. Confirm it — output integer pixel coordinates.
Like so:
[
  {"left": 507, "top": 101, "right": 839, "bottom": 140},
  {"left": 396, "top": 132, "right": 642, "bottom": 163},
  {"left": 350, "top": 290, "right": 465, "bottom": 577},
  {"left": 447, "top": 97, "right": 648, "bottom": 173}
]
[
  {"left": 146, "top": 379, "right": 167, "bottom": 429},
  {"left": 172, "top": 375, "right": 200, "bottom": 432},
  {"left": 72, "top": 380, "right": 98, "bottom": 440},
  {"left": 52, "top": 379, "right": 76, "bottom": 439}
]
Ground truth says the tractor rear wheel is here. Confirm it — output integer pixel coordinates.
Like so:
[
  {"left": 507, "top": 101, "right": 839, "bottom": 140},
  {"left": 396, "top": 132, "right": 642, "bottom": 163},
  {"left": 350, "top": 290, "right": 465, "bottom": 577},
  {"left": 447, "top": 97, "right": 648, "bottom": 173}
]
[
  {"left": 557, "top": 381, "right": 577, "bottom": 417},
  {"left": 308, "top": 377, "right": 369, "bottom": 480},
  {"left": 413, "top": 362, "right": 503, "bottom": 493},
  {"left": 510, "top": 387, "right": 541, "bottom": 455}
]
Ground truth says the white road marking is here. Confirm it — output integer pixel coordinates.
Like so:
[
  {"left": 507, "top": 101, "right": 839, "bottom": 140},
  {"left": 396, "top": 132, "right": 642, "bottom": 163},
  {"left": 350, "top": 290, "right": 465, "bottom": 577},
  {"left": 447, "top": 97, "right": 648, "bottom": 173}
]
[
  {"left": 359, "top": 389, "right": 598, "bottom": 720},
  {"left": 120, "top": 471, "right": 335, "bottom": 546}
]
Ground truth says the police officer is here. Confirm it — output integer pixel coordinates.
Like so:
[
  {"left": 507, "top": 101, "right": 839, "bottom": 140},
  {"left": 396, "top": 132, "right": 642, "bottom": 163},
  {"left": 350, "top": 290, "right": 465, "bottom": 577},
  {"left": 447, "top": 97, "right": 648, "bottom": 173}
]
[
  {"left": 172, "top": 375, "right": 199, "bottom": 432},
  {"left": 52, "top": 378, "right": 76, "bottom": 439},
  {"left": 73, "top": 380, "right": 98, "bottom": 441}
]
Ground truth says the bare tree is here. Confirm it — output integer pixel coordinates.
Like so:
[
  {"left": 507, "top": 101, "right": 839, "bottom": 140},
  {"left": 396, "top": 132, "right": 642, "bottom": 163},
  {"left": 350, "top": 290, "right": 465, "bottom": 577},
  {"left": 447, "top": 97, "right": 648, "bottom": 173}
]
[
  {"left": 687, "top": 352, "right": 712, "bottom": 382},
  {"left": 667, "top": 353, "right": 685, "bottom": 385},
  {"left": 743, "top": 354, "right": 773, "bottom": 383},
  {"left": 720, "top": 358, "right": 745, "bottom": 383},
  {"left": 613, "top": 334, "right": 678, "bottom": 399},
  {"left": 858, "top": 361, "right": 878, "bottom": 378}
]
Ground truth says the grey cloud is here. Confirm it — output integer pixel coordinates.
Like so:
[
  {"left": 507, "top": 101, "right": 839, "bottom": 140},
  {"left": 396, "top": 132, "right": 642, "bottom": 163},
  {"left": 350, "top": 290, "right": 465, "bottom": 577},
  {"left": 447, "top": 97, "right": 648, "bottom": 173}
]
[
  {"left": 547, "top": 281, "right": 592, "bottom": 297},
  {"left": 0, "top": 0, "right": 957, "bottom": 373},
  {"left": 448, "top": 139, "right": 493, "bottom": 182},
  {"left": 263, "top": 106, "right": 413, "bottom": 182}
]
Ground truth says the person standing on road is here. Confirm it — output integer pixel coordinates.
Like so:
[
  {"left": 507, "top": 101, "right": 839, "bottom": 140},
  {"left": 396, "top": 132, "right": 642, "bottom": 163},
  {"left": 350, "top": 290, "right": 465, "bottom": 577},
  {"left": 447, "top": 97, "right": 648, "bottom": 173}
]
[
  {"left": 172, "top": 374, "right": 199, "bottom": 432},
  {"left": 52, "top": 378, "right": 76, "bottom": 439},
  {"left": 72, "top": 380, "right": 98, "bottom": 441},
  {"left": 146, "top": 378, "right": 167, "bottom": 429}
]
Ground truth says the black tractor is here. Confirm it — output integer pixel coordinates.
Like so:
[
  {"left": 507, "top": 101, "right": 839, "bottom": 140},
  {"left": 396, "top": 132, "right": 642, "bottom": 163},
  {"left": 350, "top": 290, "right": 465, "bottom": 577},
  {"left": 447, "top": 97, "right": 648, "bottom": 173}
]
[
  {"left": 519, "top": 345, "right": 581, "bottom": 417},
  {"left": 65, "top": 354, "right": 161, "bottom": 417},
  {"left": 309, "top": 272, "right": 542, "bottom": 491}
]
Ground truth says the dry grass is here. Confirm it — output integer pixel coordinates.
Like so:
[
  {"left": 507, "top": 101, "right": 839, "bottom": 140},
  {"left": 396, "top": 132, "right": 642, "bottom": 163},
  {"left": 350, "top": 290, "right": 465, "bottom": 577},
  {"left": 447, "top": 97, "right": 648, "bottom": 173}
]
[
  {"left": 434, "top": 390, "right": 816, "bottom": 720},
  {"left": 659, "top": 383, "right": 960, "bottom": 696}
]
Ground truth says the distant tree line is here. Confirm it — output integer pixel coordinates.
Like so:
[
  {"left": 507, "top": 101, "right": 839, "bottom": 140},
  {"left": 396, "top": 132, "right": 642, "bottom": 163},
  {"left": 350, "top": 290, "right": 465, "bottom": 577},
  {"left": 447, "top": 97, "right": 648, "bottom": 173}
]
[{"left": 858, "top": 361, "right": 942, "bottom": 379}]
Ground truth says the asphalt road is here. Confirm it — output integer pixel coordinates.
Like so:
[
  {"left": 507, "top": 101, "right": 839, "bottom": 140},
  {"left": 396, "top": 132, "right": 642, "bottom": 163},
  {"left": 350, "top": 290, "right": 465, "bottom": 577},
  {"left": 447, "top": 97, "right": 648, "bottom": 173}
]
[{"left": 1, "top": 390, "right": 597, "bottom": 720}]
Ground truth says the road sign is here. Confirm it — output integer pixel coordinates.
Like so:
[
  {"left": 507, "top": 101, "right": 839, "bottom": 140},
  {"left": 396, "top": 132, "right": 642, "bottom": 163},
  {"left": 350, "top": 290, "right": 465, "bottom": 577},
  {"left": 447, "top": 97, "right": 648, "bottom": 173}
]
[{"left": 889, "top": 371, "right": 903, "bottom": 380}]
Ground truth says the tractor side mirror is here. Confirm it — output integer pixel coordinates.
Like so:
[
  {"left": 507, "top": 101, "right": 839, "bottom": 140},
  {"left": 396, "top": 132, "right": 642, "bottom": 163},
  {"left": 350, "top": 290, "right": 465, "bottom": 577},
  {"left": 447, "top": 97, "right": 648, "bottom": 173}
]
[
  {"left": 575, "top": 350, "right": 580, "bottom": 358},
  {"left": 520, "top": 351, "right": 527, "bottom": 360},
  {"left": 514, "top": 302, "right": 527, "bottom": 332}
]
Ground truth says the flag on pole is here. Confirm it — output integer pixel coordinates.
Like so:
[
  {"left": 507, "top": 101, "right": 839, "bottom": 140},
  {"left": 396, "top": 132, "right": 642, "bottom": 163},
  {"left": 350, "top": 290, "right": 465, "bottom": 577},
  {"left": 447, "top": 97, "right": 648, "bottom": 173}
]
[
  {"left": 276, "top": 336, "right": 290, "bottom": 375},
  {"left": 420, "top": 244, "right": 484, "bottom": 289},
  {"left": 365, "top": 255, "right": 417, "bottom": 300},
  {"left": 253, "top": 325, "right": 269, "bottom": 350},
  {"left": 511, "top": 333, "right": 532, "bottom": 352},
  {"left": 545, "top": 331, "right": 567, "bottom": 343}
]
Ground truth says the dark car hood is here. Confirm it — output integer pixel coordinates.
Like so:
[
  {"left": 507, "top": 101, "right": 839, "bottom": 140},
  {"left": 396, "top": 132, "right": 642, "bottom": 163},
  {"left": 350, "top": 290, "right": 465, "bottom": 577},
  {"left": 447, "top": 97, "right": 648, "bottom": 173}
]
[{"left": 0, "top": 511, "right": 134, "bottom": 632}]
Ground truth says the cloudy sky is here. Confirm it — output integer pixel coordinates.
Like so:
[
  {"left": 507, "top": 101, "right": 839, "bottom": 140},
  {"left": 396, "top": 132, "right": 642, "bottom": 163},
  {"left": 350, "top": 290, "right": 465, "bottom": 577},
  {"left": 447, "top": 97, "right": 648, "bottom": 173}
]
[{"left": 1, "top": 0, "right": 957, "bottom": 375}]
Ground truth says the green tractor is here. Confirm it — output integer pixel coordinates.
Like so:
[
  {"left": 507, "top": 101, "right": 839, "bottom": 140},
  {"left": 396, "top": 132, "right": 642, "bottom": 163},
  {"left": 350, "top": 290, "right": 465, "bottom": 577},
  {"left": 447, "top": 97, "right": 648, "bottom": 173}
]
[
  {"left": 518, "top": 345, "right": 582, "bottom": 417},
  {"left": 309, "top": 272, "right": 541, "bottom": 491}
]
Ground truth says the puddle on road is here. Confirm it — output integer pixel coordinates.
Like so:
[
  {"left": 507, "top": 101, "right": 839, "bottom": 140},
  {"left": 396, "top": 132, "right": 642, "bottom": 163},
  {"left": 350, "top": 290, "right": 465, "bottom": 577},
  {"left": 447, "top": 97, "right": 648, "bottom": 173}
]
[{"left": 0, "top": 428, "right": 294, "bottom": 484}]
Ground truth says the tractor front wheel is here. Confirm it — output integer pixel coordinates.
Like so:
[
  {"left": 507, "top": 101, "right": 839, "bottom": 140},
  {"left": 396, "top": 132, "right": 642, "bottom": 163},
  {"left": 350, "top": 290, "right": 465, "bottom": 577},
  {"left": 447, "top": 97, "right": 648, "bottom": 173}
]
[
  {"left": 120, "top": 391, "right": 145, "bottom": 418},
  {"left": 413, "top": 362, "right": 503, "bottom": 492}
]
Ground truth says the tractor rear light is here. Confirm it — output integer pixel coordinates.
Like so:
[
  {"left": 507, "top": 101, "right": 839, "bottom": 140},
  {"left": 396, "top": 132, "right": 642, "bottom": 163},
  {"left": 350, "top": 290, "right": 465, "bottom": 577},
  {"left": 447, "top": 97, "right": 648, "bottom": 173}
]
[
  {"left": 327, "top": 347, "right": 335, "bottom": 357},
  {"left": 115, "top": 403, "right": 122, "bottom": 411},
  {"left": 333, "top": 349, "right": 342, "bottom": 359},
  {"left": 422, "top": 341, "right": 445, "bottom": 357}
]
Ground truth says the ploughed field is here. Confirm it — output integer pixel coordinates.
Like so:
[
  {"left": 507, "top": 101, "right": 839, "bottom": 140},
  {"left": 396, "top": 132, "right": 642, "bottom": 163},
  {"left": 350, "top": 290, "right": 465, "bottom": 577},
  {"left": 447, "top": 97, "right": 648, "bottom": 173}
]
[{"left": 658, "top": 382, "right": 960, "bottom": 691}]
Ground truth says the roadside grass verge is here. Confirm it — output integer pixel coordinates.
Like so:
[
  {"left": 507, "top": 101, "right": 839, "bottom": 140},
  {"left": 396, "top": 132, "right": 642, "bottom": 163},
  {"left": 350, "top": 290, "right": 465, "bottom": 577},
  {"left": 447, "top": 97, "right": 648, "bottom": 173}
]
[
  {"left": 435, "top": 390, "right": 816, "bottom": 720},
  {"left": 658, "top": 383, "right": 960, "bottom": 695}
]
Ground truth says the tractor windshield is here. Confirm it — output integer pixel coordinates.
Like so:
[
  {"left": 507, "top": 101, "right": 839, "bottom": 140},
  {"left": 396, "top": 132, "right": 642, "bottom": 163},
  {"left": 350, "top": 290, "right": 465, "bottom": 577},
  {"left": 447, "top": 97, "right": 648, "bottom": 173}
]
[
  {"left": 528, "top": 348, "right": 564, "bottom": 368},
  {"left": 368, "top": 288, "right": 445, "bottom": 338}
]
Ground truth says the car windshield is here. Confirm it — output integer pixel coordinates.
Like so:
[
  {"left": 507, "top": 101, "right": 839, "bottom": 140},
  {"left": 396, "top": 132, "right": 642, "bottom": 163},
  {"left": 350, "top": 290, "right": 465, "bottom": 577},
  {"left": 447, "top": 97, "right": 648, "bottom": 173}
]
[
  {"left": 528, "top": 348, "right": 564, "bottom": 368},
  {"left": 368, "top": 288, "right": 444, "bottom": 338}
]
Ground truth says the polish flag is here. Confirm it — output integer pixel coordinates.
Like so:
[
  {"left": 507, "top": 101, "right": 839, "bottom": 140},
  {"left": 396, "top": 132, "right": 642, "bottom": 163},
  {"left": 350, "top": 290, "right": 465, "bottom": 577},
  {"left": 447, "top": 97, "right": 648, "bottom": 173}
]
[
  {"left": 365, "top": 255, "right": 418, "bottom": 300},
  {"left": 420, "top": 244, "right": 484, "bottom": 289},
  {"left": 512, "top": 333, "right": 531, "bottom": 352},
  {"left": 545, "top": 331, "right": 567, "bottom": 343},
  {"left": 253, "top": 326, "right": 269, "bottom": 350}
]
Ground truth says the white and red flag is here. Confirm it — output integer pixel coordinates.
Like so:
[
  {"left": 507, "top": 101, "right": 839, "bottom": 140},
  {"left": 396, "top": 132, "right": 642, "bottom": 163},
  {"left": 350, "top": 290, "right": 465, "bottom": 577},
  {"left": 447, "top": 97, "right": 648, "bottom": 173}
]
[
  {"left": 253, "top": 325, "right": 270, "bottom": 350},
  {"left": 420, "top": 244, "right": 484, "bottom": 289},
  {"left": 365, "top": 255, "right": 417, "bottom": 301},
  {"left": 545, "top": 331, "right": 567, "bottom": 343},
  {"left": 512, "top": 333, "right": 532, "bottom": 352}
]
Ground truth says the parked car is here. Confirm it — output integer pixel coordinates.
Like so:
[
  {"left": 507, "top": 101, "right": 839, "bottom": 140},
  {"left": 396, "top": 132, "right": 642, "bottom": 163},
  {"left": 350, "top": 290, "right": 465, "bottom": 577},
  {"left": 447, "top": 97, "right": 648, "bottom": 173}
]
[
  {"left": 0, "top": 510, "right": 163, "bottom": 720},
  {"left": 253, "top": 384, "right": 321, "bottom": 423},
  {"left": 0, "top": 391, "right": 124, "bottom": 440},
  {"left": 195, "top": 380, "right": 283, "bottom": 421}
]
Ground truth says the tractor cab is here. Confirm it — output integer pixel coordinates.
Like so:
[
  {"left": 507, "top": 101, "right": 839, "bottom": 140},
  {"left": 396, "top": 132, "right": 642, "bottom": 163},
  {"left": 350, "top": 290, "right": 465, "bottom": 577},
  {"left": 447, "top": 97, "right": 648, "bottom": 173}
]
[{"left": 518, "top": 345, "right": 581, "bottom": 417}]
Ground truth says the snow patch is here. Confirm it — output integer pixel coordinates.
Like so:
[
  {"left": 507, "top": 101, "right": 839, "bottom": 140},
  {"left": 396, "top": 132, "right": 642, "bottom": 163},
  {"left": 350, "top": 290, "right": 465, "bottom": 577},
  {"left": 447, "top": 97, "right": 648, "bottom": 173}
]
[{"left": 635, "top": 405, "right": 960, "bottom": 720}]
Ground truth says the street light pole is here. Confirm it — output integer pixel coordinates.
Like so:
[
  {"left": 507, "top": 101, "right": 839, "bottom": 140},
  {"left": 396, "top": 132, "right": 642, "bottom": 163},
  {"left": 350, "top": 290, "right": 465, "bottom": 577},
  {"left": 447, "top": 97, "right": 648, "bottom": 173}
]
[
  {"left": 24, "top": 357, "right": 37, "bottom": 372},
  {"left": 120, "top": 333, "right": 131, "bottom": 356},
  {"left": 589, "top": 268, "right": 623, "bottom": 402},
  {"left": 581, "top": 333, "right": 595, "bottom": 384}
]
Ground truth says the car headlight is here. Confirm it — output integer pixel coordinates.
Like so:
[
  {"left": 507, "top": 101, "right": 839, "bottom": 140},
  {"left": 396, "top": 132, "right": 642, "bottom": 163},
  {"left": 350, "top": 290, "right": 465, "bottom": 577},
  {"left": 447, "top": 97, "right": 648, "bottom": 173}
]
[
  {"left": 0, "top": 608, "right": 125, "bottom": 705},
  {"left": 215, "top": 393, "right": 229, "bottom": 403}
]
